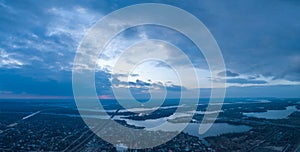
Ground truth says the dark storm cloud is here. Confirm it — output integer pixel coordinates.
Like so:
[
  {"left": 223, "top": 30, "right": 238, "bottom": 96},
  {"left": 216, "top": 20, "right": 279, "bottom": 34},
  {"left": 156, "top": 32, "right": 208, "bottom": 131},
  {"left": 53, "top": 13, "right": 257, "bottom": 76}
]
[
  {"left": 188, "top": 0, "right": 300, "bottom": 81},
  {"left": 130, "top": 74, "right": 139, "bottom": 77},
  {"left": 112, "top": 78, "right": 186, "bottom": 92},
  {"left": 198, "top": 85, "right": 300, "bottom": 98},
  {"left": 225, "top": 85, "right": 300, "bottom": 98},
  {"left": 166, "top": 84, "right": 187, "bottom": 92},
  {"left": 218, "top": 70, "right": 239, "bottom": 77},
  {"left": 128, "top": 79, "right": 151, "bottom": 87},
  {"left": 0, "top": 0, "right": 299, "bottom": 98},
  {"left": 0, "top": 71, "right": 73, "bottom": 96},
  {"left": 227, "top": 78, "right": 267, "bottom": 84}
]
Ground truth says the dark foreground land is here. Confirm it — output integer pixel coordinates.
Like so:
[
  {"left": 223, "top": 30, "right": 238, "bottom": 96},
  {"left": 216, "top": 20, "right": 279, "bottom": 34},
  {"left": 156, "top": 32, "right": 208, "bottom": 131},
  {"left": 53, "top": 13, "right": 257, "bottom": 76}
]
[{"left": 0, "top": 98, "right": 299, "bottom": 152}]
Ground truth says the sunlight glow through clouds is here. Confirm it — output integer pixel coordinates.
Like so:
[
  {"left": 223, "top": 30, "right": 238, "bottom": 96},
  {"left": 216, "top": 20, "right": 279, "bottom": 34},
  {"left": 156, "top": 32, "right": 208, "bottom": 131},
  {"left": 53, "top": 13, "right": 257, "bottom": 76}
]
[{"left": 1, "top": 1, "right": 300, "bottom": 98}]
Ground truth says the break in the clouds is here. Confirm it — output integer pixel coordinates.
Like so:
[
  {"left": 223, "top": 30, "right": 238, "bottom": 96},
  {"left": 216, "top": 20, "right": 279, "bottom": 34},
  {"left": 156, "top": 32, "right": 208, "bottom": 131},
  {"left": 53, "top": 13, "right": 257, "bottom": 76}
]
[
  {"left": 0, "top": 0, "right": 300, "bottom": 98},
  {"left": 0, "top": 49, "right": 24, "bottom": 68}
]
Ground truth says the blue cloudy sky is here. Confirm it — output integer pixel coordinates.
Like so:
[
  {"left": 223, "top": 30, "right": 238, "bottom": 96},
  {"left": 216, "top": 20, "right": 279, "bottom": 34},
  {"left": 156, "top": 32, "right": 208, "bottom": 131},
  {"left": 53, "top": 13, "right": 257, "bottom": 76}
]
[{"left": 0, "top": 0, "right": 300, "bottom": 99}]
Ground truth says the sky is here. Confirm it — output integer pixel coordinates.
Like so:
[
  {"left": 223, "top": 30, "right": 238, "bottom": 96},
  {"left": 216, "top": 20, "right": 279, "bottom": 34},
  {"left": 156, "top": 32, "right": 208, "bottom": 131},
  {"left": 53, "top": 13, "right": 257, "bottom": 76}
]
[{"left": 0, "top": 0, "right": 300, "bottom": 99}]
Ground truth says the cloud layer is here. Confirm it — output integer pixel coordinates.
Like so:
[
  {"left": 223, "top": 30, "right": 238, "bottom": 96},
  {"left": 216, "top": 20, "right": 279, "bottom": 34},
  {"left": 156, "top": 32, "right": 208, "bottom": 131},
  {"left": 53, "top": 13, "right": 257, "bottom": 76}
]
[{"left": 0, "top": 0, "right": 299, "bottom": 98}]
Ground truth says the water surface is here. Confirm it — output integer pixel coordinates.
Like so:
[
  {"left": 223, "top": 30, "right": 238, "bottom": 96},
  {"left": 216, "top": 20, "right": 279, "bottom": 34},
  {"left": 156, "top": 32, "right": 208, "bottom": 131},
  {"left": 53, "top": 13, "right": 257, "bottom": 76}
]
[{"left": 243, "top": 106, "right": 297, "bottom": 119}]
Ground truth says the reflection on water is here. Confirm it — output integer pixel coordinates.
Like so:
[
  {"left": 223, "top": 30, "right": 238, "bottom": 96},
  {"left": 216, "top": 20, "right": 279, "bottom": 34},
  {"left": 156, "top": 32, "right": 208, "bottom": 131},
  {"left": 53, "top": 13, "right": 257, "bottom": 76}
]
[
  {"left": 124, "top": 118, "right": 252, "bottom": 139},
  {"left": 243, "top": 106, "right": 298, "bottom": 119},
  {"left": 184, "top": 123, "right": 251, "bottom": 139}
]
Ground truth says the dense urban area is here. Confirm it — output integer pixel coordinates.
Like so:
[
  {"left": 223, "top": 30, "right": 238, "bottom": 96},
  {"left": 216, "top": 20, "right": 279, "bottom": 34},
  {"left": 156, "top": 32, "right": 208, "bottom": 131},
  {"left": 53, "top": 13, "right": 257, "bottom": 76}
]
[{"left": 0, "top": 98, "right": 299, "bottom": 151}]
